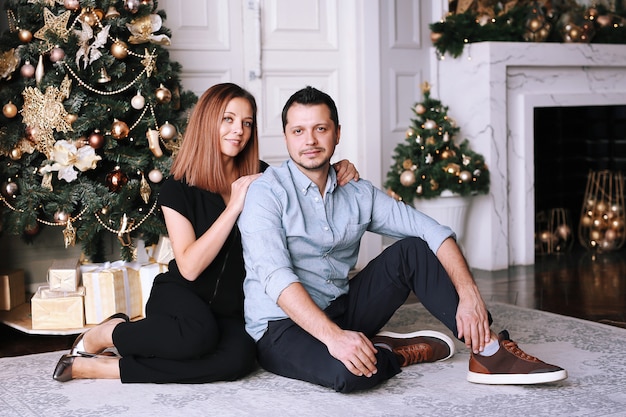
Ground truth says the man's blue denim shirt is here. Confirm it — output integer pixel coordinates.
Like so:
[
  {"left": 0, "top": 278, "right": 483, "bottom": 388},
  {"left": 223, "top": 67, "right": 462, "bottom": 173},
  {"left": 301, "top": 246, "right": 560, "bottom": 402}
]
[{"left": 239, "top": 159, "right": 455, "bottom": 341}]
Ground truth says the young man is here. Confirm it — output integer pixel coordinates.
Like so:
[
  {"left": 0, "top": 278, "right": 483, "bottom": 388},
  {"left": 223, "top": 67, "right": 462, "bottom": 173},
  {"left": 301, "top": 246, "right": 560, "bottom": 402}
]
[{"left": 238, "top": 86, "right": 567, "bottom": 393}]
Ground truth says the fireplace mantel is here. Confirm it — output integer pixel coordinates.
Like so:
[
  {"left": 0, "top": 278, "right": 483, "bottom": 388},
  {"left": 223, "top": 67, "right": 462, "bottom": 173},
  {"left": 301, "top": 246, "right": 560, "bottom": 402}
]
[{"left": 431, "top": 42, "right": 626, "bottom": 271}]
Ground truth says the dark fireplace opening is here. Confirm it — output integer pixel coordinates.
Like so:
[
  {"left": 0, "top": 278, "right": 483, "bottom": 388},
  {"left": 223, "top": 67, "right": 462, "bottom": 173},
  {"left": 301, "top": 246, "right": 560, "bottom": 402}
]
[{"left": 534, "top": 105, "right": 626, "bottom": 253}]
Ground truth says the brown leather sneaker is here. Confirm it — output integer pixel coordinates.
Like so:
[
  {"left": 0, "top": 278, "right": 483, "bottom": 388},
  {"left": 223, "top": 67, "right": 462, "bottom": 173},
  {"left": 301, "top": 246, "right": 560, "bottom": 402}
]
[
  {"left": 467, "top": 330, "right": 568, "bottom": 384},
  {"left": 371, "top": 330, "right": 455, "bottom": 367}
]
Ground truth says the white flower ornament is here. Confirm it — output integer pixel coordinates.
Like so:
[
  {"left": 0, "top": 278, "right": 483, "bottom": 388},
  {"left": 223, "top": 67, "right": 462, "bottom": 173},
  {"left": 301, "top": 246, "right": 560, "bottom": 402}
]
[{"left": 40, "top": 140, "right": 102, "bottom": 183}]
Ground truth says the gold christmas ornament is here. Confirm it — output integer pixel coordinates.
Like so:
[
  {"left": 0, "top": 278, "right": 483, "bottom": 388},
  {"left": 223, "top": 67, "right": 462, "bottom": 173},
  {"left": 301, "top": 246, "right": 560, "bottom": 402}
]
[
  {"left": 97, "top": 67, "right": 111, "bottom": 83},
  {"left": 63, "top": 220, "right": 76, "bottom": 247},
  {"left": 18, "top": 29, "right": 33, "bottom": 43},
  {"left": 34, "top": 8, "right": 71, "bottom": 43},
  {"left": 2, "top": 102, "right": 18, "bottom": 118},
  {"left": 21, "top": 75, "right": 73, "bottom": 158},
  {"left": 414, "top": 104, "right": 426, "bottom": 115},
  {"left": 400, "top": 170, "right": 416, "bottom": 187},
  {"left": 146, "top": 129, "right": 163, "bottom": 157},
  {"left": 66, "top": 113, "right": 78, "bottom": 124},
  {"left": 0, "top": 49, "right": 20, "bottom": 79},
  {"left": 88, "top": 129, "right": 105, "bottom": 149},
  {"left": 140, "top": 173, "right": 151, "bottom": 204},
  {"left": 106, "top": 167, "right": 129, "bottom": 192},
  {"left": 159, "top": 121, "right": 177, "bottom": 140},
  {"left": 105, "top": 6, "right": 121, "bottom": 19},
  {"left": 79, "top": 8, "right": 99, "bottom": 27},
  {"left": 155, "top": 84, "right": 172, "bottom": 104},
  {"left": 430, "top": 179, "right": 439, "bottom": 191},
  {"left": 9, "top": 148, "right": 22, "bottom": 160},
  {"left": 111, "top": 119, "right": 130, "bottom": 139},
  {"left": 440, "top": 149, "right": 456, "bottom": 159},
  {"left": 423, "top": 119, "right": 437, "bottom": 130},
  {"left": 127, "top": 14, "right": 172, "bottom": 45},
  {"left": 444, "top": 163, "right": 461, "bottom": 175},
  {"left": 459, "top": 170, "right": 472, "bottom": 183},
  {"left": 111, "top": 40, "right": 129, "bottom": 59},
  {"left": 402, "top": 159, "right": 413, "bottom": 170},
  {"left": 94, "top": 9, "right": 105, "bottom": 21},
  {"left": 140, "top": 49, "right": 157, "bottom": 77}
]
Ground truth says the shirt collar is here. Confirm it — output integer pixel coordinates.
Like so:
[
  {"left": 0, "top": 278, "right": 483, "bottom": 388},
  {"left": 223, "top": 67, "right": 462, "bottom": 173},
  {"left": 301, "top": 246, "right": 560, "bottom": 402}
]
[{"left": 286, "top": 159, "right": 337, "bottom": 196}]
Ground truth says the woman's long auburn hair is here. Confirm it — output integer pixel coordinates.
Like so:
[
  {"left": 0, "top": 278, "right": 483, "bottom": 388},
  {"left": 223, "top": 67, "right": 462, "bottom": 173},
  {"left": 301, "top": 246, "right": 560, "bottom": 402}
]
[{"left": 170, "top": 83, "right": 260, "bottom": 194}]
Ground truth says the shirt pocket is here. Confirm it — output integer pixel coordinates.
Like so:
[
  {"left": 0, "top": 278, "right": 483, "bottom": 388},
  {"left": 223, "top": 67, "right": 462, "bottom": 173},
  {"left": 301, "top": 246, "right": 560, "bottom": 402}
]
[{"left": 337, "top": 221, "right": 369, "bottom": 248}]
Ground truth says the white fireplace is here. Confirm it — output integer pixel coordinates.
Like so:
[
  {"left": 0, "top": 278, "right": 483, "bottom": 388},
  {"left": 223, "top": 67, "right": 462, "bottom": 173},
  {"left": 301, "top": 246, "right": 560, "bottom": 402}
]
[{"left": 431, "top": 42, "right": 626, "bottom": 271}]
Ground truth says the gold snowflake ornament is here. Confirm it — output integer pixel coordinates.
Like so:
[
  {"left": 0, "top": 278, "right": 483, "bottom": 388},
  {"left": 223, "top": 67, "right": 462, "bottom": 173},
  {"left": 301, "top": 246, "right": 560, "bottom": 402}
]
[{"left": 21, "top": 76, "right": 73, "bottom": 159}]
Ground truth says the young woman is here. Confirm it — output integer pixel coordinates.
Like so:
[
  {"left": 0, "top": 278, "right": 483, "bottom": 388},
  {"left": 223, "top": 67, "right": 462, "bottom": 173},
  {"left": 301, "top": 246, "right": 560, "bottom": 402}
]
[{"left": 52, "top": 83, "right": 359, "bottom": 383}]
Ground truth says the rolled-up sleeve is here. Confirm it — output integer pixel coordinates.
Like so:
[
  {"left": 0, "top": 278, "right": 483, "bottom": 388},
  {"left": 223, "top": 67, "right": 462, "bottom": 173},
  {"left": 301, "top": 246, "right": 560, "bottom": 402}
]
[
  {"left": 369, "top": 187, "right": 456, "bottom": 253},
  {"left": 239, "top": 177, "right": 300, "bottom": 303}
]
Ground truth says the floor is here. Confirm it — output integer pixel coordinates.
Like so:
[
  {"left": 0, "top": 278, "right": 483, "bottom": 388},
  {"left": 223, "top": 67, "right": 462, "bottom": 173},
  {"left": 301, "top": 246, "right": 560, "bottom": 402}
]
[{"left": 1, "top": 247, "right": 625, "bottom": 358}]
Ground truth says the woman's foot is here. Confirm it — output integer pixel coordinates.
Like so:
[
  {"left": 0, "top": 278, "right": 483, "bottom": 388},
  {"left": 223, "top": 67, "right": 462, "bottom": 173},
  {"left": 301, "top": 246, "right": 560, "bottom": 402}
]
[
  {"left": 53, "top": 354, "right": 121, "bottom": 382},
  {"left": 71, "top": 313, "right": 129, "bottom": 356}
]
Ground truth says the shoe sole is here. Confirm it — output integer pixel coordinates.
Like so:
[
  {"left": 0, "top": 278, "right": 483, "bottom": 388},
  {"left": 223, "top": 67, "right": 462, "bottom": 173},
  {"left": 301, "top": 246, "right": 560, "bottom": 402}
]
[
  {"left": 467, "top": 369, "right": 568, "bottom": 384},
  {"left": 375, "top": 330, "right": 456, "bottom": 361}
]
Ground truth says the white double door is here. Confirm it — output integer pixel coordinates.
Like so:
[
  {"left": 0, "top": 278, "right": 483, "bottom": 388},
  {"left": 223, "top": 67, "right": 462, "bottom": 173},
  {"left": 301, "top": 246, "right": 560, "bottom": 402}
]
[
  {"left": 159, "top": 0, "right": 440, "bottom": 266},
  {"left": 162, "top": 0, "right": 373, "bottom": 167}
]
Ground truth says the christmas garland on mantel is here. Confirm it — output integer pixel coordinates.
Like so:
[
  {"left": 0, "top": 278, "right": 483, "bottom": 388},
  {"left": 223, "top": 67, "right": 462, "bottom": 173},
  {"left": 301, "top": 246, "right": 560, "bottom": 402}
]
[{"left": 430, "top": 2, "right": 626, "bottom": 58}]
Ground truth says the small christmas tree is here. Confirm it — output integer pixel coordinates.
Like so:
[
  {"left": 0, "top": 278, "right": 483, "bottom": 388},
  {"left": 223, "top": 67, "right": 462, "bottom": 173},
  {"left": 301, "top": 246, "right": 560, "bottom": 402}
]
[
  {"left": 385, "top": 82, "right": 489, "bottom": 203},
  {"left": 0, "top": 0, "right": 197, "bottom": 261}
]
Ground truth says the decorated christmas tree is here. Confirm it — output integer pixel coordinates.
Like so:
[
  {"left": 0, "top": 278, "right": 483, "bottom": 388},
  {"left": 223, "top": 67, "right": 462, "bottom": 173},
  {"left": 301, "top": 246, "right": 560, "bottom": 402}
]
[
  {"left": 0, "top": 0, "right": 196, "bottom": 261},
  {"left": 385, "top": 82, "right": 489, "bottom": 203}
]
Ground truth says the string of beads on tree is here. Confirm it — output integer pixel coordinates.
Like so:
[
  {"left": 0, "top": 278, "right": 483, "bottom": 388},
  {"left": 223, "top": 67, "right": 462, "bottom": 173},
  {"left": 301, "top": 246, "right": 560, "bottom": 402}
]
[
  {"left": 0, "top": 0, "right": 197, "bottom": 261},
  {"left": 385, "top": 82, "right": 489, "bottom": 203}
]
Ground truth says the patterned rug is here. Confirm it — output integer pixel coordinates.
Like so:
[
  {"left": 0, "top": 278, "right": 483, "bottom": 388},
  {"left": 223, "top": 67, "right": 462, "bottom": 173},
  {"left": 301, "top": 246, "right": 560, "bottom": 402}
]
[{"left": 1, "top": 302, "right": 624, "bottom": 417}]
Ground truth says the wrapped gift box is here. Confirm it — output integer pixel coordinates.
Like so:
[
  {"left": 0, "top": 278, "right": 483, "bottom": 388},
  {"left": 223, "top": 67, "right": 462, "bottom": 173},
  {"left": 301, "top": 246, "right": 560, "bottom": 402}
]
[
  {"left": 48, "top": 258, "right": 81, "bottom": 292},
  {"left": 152, "top": 235, "right": 174, "bottom": 265},
  {"left": 82, "top": 262, "right": 142, "bottom": 324},
  {"left": 0, "top": 269, "right": 25, "bottom": 311},
  {"left": 138, "top": 262, "right": 168, "bottom": 317},
  {"left": 31, "top": 286, "right": 85, "bottom": 330}
]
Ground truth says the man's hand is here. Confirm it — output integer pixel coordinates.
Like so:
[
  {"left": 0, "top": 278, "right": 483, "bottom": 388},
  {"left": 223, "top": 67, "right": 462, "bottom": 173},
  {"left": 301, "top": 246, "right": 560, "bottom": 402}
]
[
  {"left": 455, "top": 293, "right": 491, "bottom": 354},
  {"left": 277, "top": 283, "right": 378, "bottom": 377},
  {"left": 435, "top": 238, "right": 492, "bottom": 354},
  {"left": 325, "top": 329, "right": 378, "bottom": 377}
]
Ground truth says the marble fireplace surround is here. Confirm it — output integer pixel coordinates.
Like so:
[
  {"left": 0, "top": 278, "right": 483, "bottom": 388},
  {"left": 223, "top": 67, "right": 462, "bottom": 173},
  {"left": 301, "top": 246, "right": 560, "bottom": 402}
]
[{"left": 431, "top": 42, "right": 626, "bottom": 271}]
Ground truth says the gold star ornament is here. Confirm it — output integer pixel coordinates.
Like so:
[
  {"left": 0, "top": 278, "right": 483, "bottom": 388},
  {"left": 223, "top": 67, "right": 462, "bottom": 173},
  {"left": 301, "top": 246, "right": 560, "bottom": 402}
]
[{"left": 34, "top": 8, "right": 71, "bottom": 43}]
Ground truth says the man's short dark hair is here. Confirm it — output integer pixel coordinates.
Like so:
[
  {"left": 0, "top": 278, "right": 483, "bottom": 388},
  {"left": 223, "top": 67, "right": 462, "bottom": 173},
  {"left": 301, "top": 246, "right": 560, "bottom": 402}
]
[{"left": 281, "top": 86, "right": 339, "bottom": 132}]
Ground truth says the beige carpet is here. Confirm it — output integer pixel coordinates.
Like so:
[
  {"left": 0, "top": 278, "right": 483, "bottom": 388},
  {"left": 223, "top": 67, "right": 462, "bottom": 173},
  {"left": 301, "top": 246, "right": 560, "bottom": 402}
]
[{"left": 1, "top": 302, "right": 625, "bottom": 417}]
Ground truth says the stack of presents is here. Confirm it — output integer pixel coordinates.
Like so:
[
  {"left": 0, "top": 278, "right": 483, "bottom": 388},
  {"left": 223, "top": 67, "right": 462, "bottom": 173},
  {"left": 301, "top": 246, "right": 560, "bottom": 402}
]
[{"left": 2, "top": 237, "right": 173, "bottom": 330}]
